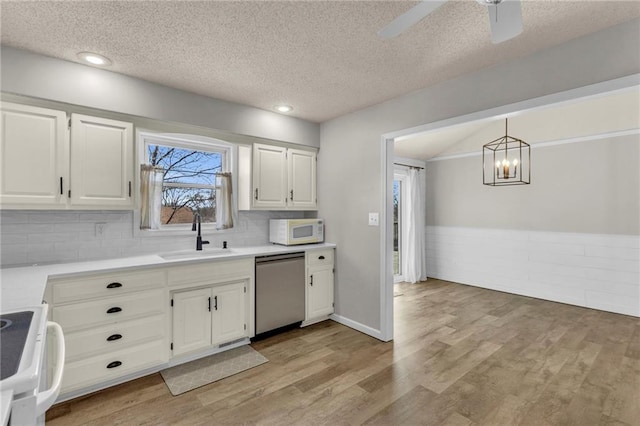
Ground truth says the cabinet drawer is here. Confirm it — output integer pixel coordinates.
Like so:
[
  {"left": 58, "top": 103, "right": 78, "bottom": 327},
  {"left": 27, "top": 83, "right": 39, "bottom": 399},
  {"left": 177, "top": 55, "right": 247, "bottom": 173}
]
[
  {"left": 52, "top": 289, "right": 164, "bottom": 331},
  {"left": 307, "top": 249, "right": 333, "bottom": 267},
  {"left": 65, "top": 314, "right": 165, "bottom": 361},
  {"left": 61, "top": 340, "right": 167, "bottom": 393},
  {"left": 168, "top": 258, "right": 253, "bottom": 287},
  {"left": 49, "top": 269, "right": 165, "bottom": 304}
]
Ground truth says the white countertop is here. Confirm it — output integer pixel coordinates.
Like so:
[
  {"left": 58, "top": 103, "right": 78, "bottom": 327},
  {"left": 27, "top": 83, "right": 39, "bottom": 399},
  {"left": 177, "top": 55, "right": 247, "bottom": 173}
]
[{"left": 0, "top": 243, "right": 335, "bottom": 312}]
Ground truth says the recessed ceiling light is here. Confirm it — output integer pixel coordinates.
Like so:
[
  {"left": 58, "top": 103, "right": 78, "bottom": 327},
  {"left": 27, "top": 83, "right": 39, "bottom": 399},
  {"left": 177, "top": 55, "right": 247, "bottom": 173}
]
[
  {"left": 77, "top": 52, "right": 112, "bottom": 66},
  {"left": 274, "top": 105, "right": 293, "bottom": 113}
]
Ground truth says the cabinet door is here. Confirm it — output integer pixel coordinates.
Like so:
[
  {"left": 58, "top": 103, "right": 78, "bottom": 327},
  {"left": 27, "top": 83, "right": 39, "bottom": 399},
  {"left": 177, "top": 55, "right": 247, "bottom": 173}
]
[
  {"left": 307, "top": 266, "right": 334, "bottom": 320},
  {"left": 70, "top": 114, "right": 133, "bottom": 208},
  {"left": 0, "top": 103, "right": 68, "bottom": 207},
  {"left": 172, "top": 288, "right": 212, "bottom": 356},
  {"left": 212, "top": 282, "right": 247, "bottom": 345},
  {"left": 252, "top": 143, "right": 287, "bottom": 209},
  {"left": 287, "top": 149, "right": 317, "bottom": 210}
]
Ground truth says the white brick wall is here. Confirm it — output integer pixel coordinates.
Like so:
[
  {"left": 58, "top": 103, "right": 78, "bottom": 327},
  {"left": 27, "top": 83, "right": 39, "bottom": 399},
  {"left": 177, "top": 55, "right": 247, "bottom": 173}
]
[
  {"left": 426, "top": 226, "right": 640, "bottom": 317},
  {"left": 0, "top": 210, "right": 303, "bottom": 266}
]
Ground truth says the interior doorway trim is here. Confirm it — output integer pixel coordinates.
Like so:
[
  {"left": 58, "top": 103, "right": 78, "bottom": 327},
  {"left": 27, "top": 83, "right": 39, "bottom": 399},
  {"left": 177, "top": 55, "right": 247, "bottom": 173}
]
[{"left": 377, "top": 73, "right": 640, "bottom": 343}]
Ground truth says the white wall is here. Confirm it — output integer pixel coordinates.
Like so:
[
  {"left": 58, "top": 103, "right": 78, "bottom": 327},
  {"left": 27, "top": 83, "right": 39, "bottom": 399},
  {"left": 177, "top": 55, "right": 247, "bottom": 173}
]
[
  {"left": 426, "top": 226, "right": 639, "bottom": 317},
  {"left": 318, "top": 19, "right": 640, "bottom": 334},
  {"left": 426, "top": 135, "right": 640, "bottom": 235}
]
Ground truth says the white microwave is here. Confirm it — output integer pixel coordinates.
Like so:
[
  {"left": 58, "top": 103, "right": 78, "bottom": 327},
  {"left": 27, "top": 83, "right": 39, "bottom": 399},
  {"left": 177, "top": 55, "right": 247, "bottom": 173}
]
[{"left": 269, "top": 219, "right": 324, "bottom": 245}]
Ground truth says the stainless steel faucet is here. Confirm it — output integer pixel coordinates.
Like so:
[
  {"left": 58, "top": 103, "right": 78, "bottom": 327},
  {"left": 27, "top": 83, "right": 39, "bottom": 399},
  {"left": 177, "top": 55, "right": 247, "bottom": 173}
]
[{"left": 191, "top": 213, "right": 210, "bottom": 251}]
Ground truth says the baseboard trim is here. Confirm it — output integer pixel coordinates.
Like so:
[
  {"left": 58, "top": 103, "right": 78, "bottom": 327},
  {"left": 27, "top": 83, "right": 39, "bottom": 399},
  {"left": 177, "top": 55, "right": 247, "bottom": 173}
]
[{"left": 330, "top": 313, "right": 385, "bottom": 341}]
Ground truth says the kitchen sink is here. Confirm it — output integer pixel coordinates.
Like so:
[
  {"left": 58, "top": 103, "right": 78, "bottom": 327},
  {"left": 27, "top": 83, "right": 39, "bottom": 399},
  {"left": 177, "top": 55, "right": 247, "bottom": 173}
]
[{"left": 159, "top": 248, "right": 233, "bottom": 261}]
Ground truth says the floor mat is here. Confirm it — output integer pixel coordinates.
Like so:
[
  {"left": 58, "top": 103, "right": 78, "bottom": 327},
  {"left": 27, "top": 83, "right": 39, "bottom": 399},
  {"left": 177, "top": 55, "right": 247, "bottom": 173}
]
[{"left": 160, "top": 345, "right": 268, "bottom": 396}]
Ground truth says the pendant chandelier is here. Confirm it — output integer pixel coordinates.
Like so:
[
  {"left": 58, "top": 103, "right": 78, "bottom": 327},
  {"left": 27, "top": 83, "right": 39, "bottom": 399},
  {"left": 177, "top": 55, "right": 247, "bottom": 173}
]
[{"left": 482, "top": 118, "right": 530, "bottom": 186}]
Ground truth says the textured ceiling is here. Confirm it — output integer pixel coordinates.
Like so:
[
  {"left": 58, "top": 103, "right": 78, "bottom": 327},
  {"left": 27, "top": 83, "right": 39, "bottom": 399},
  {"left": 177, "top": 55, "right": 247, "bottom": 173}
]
[{"left": 1, "top": 1, "right": 639, "bottom": 123}]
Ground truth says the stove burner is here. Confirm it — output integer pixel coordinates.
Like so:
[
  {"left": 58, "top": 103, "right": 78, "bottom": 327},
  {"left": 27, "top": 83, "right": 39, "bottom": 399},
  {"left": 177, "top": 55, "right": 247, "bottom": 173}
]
[
  {"left": 0, "top": 319, "right": 12, "bottom": 331},
  {"left": 1, "top": 311, "right": 34, "bottom": 380}
]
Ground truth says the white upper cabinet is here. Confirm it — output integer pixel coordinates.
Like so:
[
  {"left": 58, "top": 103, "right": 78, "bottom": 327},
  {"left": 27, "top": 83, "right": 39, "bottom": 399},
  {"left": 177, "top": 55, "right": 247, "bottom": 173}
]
[
  {"left": 245, "top": 143, "right": 317, "bottom": 211},
  {"left": 70, "top": 114, "right": 133, "bottom": 208},
  {"left": 288, "top": 148, "right": 317, "bottom": 210},
  {"left": 0, "top": 103, "right": 134, "bottom": 210},
  {"left": 252, "top": 143, "right": 288, "bottom": 209},
  {"left": 0, "top": 102, "right": 69, "bottom": 207}
]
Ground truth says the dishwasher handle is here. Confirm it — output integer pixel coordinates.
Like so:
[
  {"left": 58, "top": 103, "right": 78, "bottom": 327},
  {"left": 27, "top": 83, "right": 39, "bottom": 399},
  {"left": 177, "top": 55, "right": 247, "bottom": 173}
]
[{"left": 255, "top": 252, "right": 305, "bottom": 264}]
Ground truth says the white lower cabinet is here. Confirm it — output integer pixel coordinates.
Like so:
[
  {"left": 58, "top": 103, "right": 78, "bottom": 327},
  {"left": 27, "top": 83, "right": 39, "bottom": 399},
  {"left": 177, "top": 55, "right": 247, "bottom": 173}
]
[
  {"left": 172, "top": 288, "right": 212, "bottom": 356},
  {"left": 62, "top": 340, "right": 166, "bottom": 393},
  {"left": 46, "top": 270, "right": 169, "bottom": 395},
  {"left": 307, "top": 267, "right": 334, "bottom": 319},
  {"left": 305, "top": 249, "right": 335, "bottom": 322},
  {"left": 41, "top": 251, "right": 335, "bottom": 399},
  {"left": 172, "top": 281, "right": 248, "bottom": 357},
  {"left": 212, "top": 282, "right": 247, "bottom": 345}
]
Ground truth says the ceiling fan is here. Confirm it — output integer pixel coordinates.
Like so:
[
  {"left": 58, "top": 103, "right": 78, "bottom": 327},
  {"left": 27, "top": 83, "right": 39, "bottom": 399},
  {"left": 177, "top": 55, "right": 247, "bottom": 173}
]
[{"left": 378, "top": 0, "right": 523, "bottom": 44}]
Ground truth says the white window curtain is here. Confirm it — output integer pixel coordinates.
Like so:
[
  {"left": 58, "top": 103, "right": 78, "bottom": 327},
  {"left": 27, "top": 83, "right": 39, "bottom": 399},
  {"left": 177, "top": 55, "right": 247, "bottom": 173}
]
[
  {"left": 216, "top": 172, "right": 233, "bottom": 230},
  {"left": 401, "top": 168, "right": 427, "bottom": 283},
  {"left": 140, "top": 165, "right": 163, "bottom": 230}
]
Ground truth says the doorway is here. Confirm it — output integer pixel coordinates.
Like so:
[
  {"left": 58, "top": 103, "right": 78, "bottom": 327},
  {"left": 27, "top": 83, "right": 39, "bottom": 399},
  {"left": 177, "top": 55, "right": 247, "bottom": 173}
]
[{"left": 378, "top": 76, "right": 639, "bottom": 343}]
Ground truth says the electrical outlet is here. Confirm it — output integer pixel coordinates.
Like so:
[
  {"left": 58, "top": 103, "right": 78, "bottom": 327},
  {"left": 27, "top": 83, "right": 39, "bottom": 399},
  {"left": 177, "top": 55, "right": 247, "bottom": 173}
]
[
  {"left": 368, "top": 212, "right": 379, "bottom": 226},
  {"left": 95, "top": 222, "right": 107, "bottom": 236}
]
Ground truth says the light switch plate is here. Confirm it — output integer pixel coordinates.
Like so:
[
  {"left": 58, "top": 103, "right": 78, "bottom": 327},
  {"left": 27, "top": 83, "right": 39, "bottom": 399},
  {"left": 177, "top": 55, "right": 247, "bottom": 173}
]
[{"left": 368, "top": 212, "right": 379, "bottom": 226}]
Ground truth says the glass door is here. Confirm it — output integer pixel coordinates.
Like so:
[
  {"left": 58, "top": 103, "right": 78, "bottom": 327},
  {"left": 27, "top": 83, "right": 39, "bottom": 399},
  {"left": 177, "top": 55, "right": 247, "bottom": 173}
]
[{"left": 393, "top": 175, "right": 406, "bottom": 282}]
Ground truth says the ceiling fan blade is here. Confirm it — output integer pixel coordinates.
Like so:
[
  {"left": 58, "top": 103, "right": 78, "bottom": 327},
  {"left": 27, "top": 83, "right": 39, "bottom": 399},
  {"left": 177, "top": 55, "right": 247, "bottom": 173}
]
[
  {"left": 378, "top": 1, "right": 448, "bottom": 39},
  {"left": 487, "top": 0, "right": 523, "bottom": 44}
]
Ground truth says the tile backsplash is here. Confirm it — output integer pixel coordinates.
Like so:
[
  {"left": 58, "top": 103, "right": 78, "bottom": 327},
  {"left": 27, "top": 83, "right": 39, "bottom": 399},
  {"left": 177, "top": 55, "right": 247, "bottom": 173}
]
[{"left": 0, "top": 210, "right": 303, "bottom": 267}]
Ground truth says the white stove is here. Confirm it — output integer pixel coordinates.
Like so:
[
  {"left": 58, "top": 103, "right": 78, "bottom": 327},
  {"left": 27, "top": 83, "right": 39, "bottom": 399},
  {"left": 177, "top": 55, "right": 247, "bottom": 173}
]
[{"left": 0, "top": 305, "right": 65, "bottom": 425}]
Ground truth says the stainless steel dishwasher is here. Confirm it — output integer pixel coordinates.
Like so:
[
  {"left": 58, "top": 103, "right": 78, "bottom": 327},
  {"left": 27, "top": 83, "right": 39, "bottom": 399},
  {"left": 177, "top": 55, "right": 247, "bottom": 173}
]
[{"left": 255, "top": 252, "right": 306, "bottom": 337}]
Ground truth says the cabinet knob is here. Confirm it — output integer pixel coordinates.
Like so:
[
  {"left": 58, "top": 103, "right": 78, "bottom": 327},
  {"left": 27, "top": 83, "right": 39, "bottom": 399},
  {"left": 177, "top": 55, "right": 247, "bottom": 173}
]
[
  {"left": 106, "top": 307, "right": 122, "bottom": 314},
  {"left": 107, "top": 334, "right": 122, "bottom": 341},
  {"left": 106, "top": 361, "right": 122, "bottom": 369},
  {"left": 106, "top": 282, "right": 122, "bottom": 289}
]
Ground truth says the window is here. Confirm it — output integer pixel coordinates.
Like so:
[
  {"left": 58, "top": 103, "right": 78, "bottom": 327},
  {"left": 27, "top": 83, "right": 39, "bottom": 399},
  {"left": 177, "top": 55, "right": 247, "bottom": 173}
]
[
  {"left": 138, "top": 132, "right": 234, "bottom": 232},
  {"left": 149, "top": 143, "right": 222, "bottom": 225}
]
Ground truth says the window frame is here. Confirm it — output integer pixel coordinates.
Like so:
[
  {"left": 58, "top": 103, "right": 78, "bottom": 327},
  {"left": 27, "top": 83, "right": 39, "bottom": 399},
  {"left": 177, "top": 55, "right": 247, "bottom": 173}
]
[{"left": 135, "top": 130, "right": 238, "bottom": 237}]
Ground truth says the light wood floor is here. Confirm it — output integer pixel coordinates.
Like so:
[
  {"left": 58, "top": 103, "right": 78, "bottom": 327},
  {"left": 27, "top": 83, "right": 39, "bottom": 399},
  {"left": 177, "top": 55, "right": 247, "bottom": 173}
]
[{"left": 48, "top": 279, "right": 640, "bottom": 425}]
